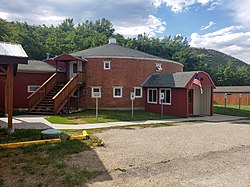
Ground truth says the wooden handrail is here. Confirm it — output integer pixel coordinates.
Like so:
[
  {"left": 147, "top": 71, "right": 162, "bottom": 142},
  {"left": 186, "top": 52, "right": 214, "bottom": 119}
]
[
  {"left": 27, "top": 72, "right": 66, "bottom": 111},
  {"left": 53, "top": 74, "right": 79, "bottom": 115}
]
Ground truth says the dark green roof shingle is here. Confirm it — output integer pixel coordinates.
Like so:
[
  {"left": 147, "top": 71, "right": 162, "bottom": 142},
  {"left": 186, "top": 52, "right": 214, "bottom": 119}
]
[
  {"left": 71, "top": 43, "right": 182, "bottom": 66},
  {"left": 142, "top": 71, "right": 198, "bottom": 88},
  {"left": 18, "top": 60, "right": 56, "bottom": 72}
]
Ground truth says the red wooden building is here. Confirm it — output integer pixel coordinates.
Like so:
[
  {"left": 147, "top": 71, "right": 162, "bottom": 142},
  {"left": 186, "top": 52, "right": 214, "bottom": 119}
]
[{"left": 142, "top": 71, "right": 215, "bottom": 117}]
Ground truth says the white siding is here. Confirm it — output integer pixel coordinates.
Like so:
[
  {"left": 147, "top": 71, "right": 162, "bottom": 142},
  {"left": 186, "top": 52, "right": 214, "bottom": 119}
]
[
  {"left": 190, "top": 85, "right": 211, "bottom": 116},
  {"left": 200, "top": 86, "right": 211, "bottom": 115},
  {"left": 192, "top": 86, "right": 201, "bottom": 115}
]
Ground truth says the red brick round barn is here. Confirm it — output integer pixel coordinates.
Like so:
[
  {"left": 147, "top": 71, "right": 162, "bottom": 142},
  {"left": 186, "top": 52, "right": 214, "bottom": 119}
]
[{"left": 70, "top": 39, "right": 183, "bottom": 109}]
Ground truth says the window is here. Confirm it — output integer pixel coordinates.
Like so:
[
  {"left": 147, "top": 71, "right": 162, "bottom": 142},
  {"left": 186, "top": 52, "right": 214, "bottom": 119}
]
[
  {"left": 134, "top": 87, "right": 142, "bottom": 98},
  {"left": 73, "top": 63, "right": 78, "bottom": 73},
  {"left": 113, "top": 87, "right": 122, "bottom": 98},
  {"left": 104, "top": 61, "right": 111, "bottom": 70},
  {"left": 28, "top": 85, "right": 40, "bottom": 93},
  {"left": 91, "top": 87, "right": 101, "bottom": 98},
  {"left": 147, "top": 88, "right": 157, "bottom": 104},
  {"left": 159, "top": 88, "right": 171, "bottom": 105}
]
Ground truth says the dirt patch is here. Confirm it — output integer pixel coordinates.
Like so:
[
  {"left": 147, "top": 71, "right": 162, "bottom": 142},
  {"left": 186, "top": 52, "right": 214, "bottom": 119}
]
[{"left": 68, "top": 118, "right": 87, "bottom": 124}]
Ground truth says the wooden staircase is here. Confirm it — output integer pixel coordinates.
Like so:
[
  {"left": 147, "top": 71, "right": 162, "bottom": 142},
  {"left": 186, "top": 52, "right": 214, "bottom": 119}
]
[
  {"left": 27, "top": 72, "right": 82, "bottom": 115},
  {"left": 29, "top": 84, "right": 64, "bottom": 115}
]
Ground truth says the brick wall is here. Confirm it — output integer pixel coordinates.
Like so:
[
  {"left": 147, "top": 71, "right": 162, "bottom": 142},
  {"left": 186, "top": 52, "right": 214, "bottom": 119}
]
[{"left": 77, "top": 58, "right": 183, "bottom": 109}]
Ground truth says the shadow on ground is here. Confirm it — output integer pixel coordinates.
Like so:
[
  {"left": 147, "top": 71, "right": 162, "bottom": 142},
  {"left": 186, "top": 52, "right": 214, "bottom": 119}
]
[{"left": 0, "top": 126, "right": 112, "bottom": 186}]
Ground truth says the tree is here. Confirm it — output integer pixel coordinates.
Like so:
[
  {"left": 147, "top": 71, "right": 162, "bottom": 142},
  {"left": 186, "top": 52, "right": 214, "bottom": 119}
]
[
  {"left": 0, "top": 18, "right": 248, "bottom": 86},
  {"left": 0, "top": 18, "right": 10, "bottom": 41},
  {"left": 215, "top": 60, "right": 250, "bottom": 86}
]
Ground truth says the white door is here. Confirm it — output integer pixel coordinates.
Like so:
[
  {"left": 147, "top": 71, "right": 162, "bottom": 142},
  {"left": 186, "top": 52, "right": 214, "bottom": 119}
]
[{"left": 69, "top": 61, "right": 78, "bottom": 79}]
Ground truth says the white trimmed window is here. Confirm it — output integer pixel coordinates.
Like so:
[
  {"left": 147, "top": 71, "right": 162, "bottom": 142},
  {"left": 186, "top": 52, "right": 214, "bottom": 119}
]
[
  {"left": 113, "top": 87, "right": 122, "bottom": 98},
  {"left": 104, "top": 61, "right": 111, "bottom": 70},
  {"left": 147, "top": 88, "right": 157, "bottom": 104},
  {"left": 28, "top": 85, "right": 40, "bottom": 93},
  {"left": 134, "top": 87, "right": 142, "bottom": 98},
  {"left": 159, "top": 88, "right": 171, "bottom": 105},
  {"left": 91, "top": 86, "right": 101, "bottom": 98}
]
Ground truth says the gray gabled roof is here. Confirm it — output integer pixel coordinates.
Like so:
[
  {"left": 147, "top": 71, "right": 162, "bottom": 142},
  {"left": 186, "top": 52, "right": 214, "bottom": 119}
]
[
  {"left": 71, "top": 43, "right": 182, "bottom": 66},
  {"left": 142, "top": 71, "right": 198, "bottom": 88},
  {"left": 18, "top": 60, "right": 56, "bottom": 73}
]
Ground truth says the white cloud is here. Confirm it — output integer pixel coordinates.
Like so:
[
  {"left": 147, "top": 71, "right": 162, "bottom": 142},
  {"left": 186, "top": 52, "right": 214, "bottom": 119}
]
[
  {"left": 201, "top": 21, "right": 215, "bottom": 30},
  {"left": 0, "top": 12, "right": 8, "bottom": 19},
  {"left": 115, "top": 15, "right": 166, "bottom": 37},
  {"left": 0, "top": 0, "right": 165, "bottom": 37},
  {"left": 190, "top": 26, "right": 250, "bottom": 64},
  {"left": 152, "top": 0, "right": 221, "bottom": 12},
  {"left": 227, "top": 0, "right": 250, "bottom": 29}
]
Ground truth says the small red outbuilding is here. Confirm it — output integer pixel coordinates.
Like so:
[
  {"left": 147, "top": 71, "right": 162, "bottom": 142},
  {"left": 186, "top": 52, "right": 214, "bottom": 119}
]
[{"left": 142, "top": 71, "right": 215, "bottom": 117}]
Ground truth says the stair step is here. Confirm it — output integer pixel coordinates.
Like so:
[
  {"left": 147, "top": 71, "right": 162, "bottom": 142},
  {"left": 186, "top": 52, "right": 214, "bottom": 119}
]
[
  {"left": 40, "top": 102, "right": 53, "bottom": 104},
  {"left": 47, "top": 92, "right": 57, "bottom": 95},
  {"left": 40, "top": 100, "right": 53, "bottom": 103},
  {"left": 42, "top": 99, "right": 53, "bottom": 101},
  {"left": 34, "top": 106, "right": 53, "bottom": 109},
  {"left": 35, "top": 106, "right": 54, "bottom": 109},
  {"left": 32, "top": 109, "right": 53, "bottom": 113},
  {"left": 37, "top": 103, "right": 54, "bottom": 106},
  {"left": 29, "top": 111, "right": 53, "bottom": 115}
]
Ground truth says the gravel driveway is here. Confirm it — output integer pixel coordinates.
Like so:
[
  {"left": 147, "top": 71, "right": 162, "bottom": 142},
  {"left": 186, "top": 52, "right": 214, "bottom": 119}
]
[{"left": 72, "top": 120, "right": 250, "bottom": 186}]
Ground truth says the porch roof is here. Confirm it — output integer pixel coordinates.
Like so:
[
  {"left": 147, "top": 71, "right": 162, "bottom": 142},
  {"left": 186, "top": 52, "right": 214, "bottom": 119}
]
[
  {"left": 53, "top": 54, "right": 87, "bottom": 62},
  {"left": 0, "top": 42, "right": 28, "bottom": 64},
  {"left": 142, "top": 71, "right": 200, "bottom": 88}
]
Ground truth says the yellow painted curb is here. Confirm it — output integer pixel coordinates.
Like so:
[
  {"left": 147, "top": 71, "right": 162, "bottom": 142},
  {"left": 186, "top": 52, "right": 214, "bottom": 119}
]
[
  {"left": 0, "top": 139, "right": 61, "bottom": 149},
  {"left": 69, "top": 131, "right": 89, "bottom": 140},
  {"left": 69, "top": 135, "right": 85, "bottom": 140}
]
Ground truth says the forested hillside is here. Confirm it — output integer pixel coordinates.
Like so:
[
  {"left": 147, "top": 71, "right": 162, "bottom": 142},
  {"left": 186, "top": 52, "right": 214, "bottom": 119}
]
[
  {"left": 191, "top": 48, "right": 249, "bottom": 71},
  {"left": 0, "top": 18, "right": 249, "bottom": 86}
]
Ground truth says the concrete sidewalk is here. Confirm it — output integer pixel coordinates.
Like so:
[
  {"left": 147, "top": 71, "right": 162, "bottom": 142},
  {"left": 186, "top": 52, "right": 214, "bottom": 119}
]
[{"left": 0, "top": 114, "right": 249, "bottom": 130}]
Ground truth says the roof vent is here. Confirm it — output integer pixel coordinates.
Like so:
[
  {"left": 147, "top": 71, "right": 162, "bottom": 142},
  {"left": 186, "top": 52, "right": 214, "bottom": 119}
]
[
  {"left": 108, "top": 37, "right": 116, "bottom": 44},
  {"left": 46, "top": 53, "right": 50, "bottom": 59}
]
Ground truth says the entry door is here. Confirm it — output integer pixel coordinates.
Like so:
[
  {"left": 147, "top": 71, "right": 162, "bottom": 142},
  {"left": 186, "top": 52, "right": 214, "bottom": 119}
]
[
  {"left": 188, "top": 89, "right": 193, "bottom": 115},
  {"left": 69, "top": 62, "right": 78, "bottom": 80}
]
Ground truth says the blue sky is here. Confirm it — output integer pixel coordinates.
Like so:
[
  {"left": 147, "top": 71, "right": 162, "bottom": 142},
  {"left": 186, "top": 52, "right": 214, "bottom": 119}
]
[{"left": 0, "top": 0, "right": 250, "bottom": 64}]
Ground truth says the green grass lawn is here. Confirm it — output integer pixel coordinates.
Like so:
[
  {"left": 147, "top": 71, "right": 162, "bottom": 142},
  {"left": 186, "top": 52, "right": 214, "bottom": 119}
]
[
  {"left": 213, "top": 104, "right": 250, "bottom": 118},
  {"left": 45, "top": 109, "right": 179, "bottom": 124},
  {"left": 0, "top": 129, "right": 42, "bottom": 144}
]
